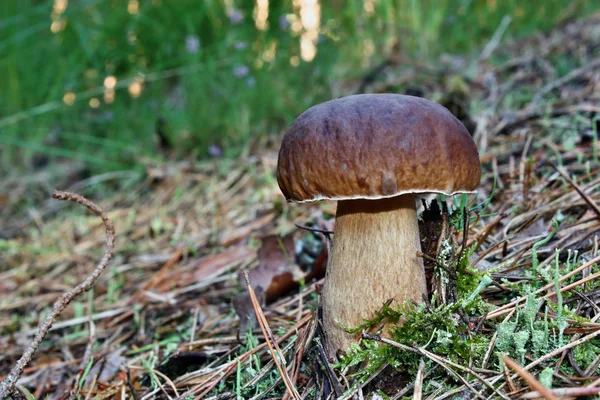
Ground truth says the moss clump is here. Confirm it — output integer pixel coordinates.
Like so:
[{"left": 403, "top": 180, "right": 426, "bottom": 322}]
[{"left": 338, "top": 283, "right": 493, "bottom": 381}]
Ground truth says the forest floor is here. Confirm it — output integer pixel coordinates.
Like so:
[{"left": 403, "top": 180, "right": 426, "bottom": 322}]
[{"left": 1, "top": 12, "right": 600, "bottom": 400}]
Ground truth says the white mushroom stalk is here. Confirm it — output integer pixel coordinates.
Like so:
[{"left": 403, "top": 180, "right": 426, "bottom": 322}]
[{"left": 322, "top": 195, "right": 426, "bottom": 355}]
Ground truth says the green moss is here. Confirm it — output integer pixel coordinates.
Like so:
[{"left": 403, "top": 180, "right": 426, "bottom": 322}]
[
  {"left": 539, "top": 367, "right": 554, "bottom": 388},
  {"left": 574, "top": 341, "right": 600, "bottom": 373},
  {"left": 338, "top": 298, "right": 491, "bottom": 381},
  {"left": 495, "top": 293, "right": 553, "bottom": 367}
]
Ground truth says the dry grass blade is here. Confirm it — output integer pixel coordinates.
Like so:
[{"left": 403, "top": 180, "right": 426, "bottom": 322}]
[
  {"left": 128, "top": 246, "right": 185, "bottom": 305},
  {"left": 0, "top": 191, "right": 115, "bottom": 399},
  {"left": 284, "top": 315, "right": 317, "bottom": 400},
  {"left": 243, "top": 271, "right": 301, "bottom": 400},
  {"left": 502, "top": 356, "right": 558, "bottom": 400},
  {"left": 175, "top": 314, "right": 311, "bottom": 398},
  {"left": 67, "top": 319, "right": 96, "bottom": 400}
]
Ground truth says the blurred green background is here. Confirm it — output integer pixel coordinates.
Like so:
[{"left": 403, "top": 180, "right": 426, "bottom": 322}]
[{"left": 1, "top": 0, "right": 598, "bottom": 174}]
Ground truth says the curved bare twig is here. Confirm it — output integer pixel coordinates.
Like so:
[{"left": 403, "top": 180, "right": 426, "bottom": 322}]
[{"left": 0, "top": 191, "right": 115, "bottom": 399}]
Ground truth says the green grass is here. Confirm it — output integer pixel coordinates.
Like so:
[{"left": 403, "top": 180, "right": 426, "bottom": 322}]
[{"left": 1, "top": 0, "right": 598, "bottom": 174}]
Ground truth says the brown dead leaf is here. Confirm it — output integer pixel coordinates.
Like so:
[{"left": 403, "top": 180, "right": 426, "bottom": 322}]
[
  {"left": 189, "top": 245, "right": 254, "bottom": 282},
  {"left": 233, "top": 232, "right": 327, "bottom": 336},
  {"left": 233, "top": 234, "right": 298, "bottom": 337},
  {"left": 247, "top": 234, "right": 300, "bottom": 301},
  {"left": 154, "top": 245, "right": 254, "bottom": 293}
]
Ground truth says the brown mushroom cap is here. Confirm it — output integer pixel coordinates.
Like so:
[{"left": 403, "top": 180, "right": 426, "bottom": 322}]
[{"left": 277, "top": 94, "right": 481, "bottom": 203}]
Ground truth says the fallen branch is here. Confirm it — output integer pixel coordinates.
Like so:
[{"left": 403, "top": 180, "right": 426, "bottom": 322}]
[{"left": 0, "top": 191, "right": 115, "bottom": 399}]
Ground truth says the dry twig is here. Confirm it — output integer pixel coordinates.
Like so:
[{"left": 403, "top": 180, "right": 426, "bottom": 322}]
[
  {"left": 502, "top": 356, "right": 558, "bottom": 400},
  {"left": 413, "top": 360, "right": 425, "bottom": 400},
  {"left": 0, "top": 191, "right": 115, "bottom": 399},
  {"left": 243, "top": 271, "right": 301, "bottom": 400}
]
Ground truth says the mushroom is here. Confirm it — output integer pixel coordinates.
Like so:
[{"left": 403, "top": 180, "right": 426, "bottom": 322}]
[{"left": 276, "top": 94, "right": 481, "bottom": 356}]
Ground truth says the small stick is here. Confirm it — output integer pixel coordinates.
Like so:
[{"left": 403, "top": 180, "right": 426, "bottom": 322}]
[
  {"left": 520, "top": 387, "right": 600, "bottom": 399},
  {"left": 189, "top": 307, "right": 201, "bottom": 343},
  {"left": 125, "top": 367, "right": 140, "bottom": 400},
  {"left": 466, "top": 213, "right": 506, "bottom": 248},
  {"left": 0, "top": 191, "right": 116, "bottom": 399},
  {"left": 295, "top": 223, "right": 333, "bottom": 263},
  {"left": 416, "top": 251, "right": 459, "bottom": 277},
  {"left": 295, "top": 223, "right": 334, "bottom": 235},
  {"left": 503, "top": 363, "right": 517, "bottom": 394},
  {"left": 456, "top": 206, "right": 469, "bottom": 267},
  {"left": 482, "top": 310, "right": 515, "bottom": 369},
  {"left": 185, "top": 314, "right": 311, "bottom": 398},
  {"left": 502, "top": 356, "right": 558, "bottom": 400},
  {"left": 243, "top": 271, "right": 301, "bottom": 400},
  {"left": 391, "top": 366, "right": 438, "bottom": 400},
  {"left": 413, "top": 360, "right": 425, "bottom": 400},
  {"left": 284, "top": 316, "right": 317, "bottom": 400}
]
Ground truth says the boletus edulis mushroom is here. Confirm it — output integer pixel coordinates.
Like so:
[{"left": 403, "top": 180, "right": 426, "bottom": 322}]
[{"left": 276, "top": 94, "right": 481, "bottom": 357}]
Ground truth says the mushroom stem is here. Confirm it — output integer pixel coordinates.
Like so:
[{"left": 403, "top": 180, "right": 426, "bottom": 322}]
[{"left": 322, "top": 194, "right": 427, "bottom": 357}]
